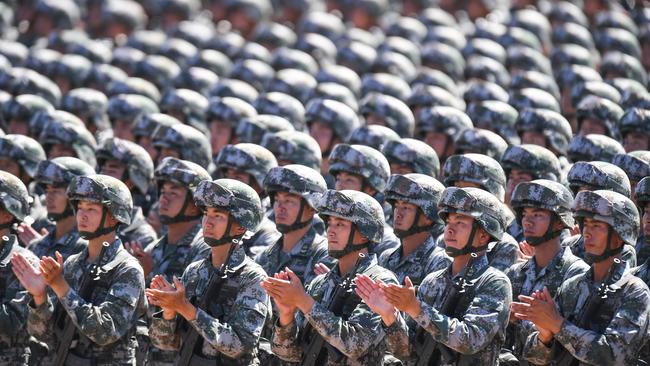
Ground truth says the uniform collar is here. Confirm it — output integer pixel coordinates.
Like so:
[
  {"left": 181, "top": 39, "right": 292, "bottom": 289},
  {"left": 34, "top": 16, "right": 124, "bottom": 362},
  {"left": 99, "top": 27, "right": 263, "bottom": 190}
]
[
  {"left": 79, "top": 238, "right": 123, "bottom": 267},
  {"left": 390, "top": 235, "right": 437, "bottom": 266},
  {"left": 0, "top": 234, "right": 18, "bottom": 266}
]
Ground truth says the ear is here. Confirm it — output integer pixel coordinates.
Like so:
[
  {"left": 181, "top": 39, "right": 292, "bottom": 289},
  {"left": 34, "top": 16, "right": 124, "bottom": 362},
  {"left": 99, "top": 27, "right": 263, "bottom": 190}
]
[
  {"left": 363, "top": 186, "right": 377, "bottom": 197},
  {"left": 303, "top": 205, "right": 316, "bottom": 220},
  {"left": 185, "top": 201, "right": 202, "bottom": 216},
  {"left": 0, "top": 209, "right": 14, "bottom": 224},
  {"left": 105, "top": 211, "right": 119, "bottom": 227},
  {"left": 231, "top": 221, "right": 247, "bottom": 236},
  {"left": 476, "top": 227, "right": 492, "bottom": 246},
  {"left": 418, "top": 213, "right": 434, "bottom": 227}
]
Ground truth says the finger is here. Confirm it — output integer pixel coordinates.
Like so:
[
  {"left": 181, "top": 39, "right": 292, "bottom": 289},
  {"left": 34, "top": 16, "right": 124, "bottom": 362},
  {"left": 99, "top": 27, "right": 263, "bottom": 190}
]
[
  {"left": 542, "top": 287, "right": 553, "bottom": 302},
  {"left": 404, "top": 276, "right": 414, "bottom": 288},
  {"left": 517, "top": 294, "right": 535, "bottom": 304},
  {"left": 172, "top": 276, "right": 184, "bottom": 291},
  {"left": 40, "top": 228, "right": 49, "bottom": 236},
  {"left": 55, "top": 251, "right": 63, "bottom": 266}
]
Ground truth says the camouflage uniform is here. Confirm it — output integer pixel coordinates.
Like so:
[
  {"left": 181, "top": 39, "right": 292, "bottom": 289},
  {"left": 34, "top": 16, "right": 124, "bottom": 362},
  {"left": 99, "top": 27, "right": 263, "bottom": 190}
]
[
  {"left": 27, "top": 175, "right": 145, "bottom": 365},
  {"left": 442, "top": 153, "right": 507, "bottom": 202},
  {"left": 152, "top": 123, "right": 212, "bottom": 169},
  {"left": 272, "top": 190, "right": 399, "bottom": 365},
  {"left": 523, "top": 190, "right": 650, "bottom": 365},
  {"left": 381, "top": 139, "right": 440, "bottom": 178},
  {"left": 453, "top": 128, "right": 508, "bottom": 161},
  {"left": 0, "top": 171, "right": 39, "bottom": 365},
  {"left": 635, "top": 177, "right": 650, "bottom": 264},
  {"left": 502, "top": 180, "right": 589, "bottom": 365},
  {"left": 149, "top": 179, "right": 270, "bottom": 365},
  {"left": 567, "top": 134, "right": 625, "bottom": 163},
  {"left": 36, "top": 111, "right": 98, "bottom": 167},
  {"left": 383, "top": 187, "right": 513, "bottom": 365}
]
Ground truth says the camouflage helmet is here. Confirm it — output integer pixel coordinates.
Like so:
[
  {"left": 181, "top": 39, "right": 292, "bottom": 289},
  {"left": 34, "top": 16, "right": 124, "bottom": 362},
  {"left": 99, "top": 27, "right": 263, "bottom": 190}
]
[
  {"left": 134, "top": 55, "right": 181, "bottom": 90},
  {"left": 385, "top": 173, "right": 445, "bottom": 227},
  {"left": 567, "top": 161, "right": 631, "bottom": 197},
  {"left": 454, "top": 128, "right": 508, "bottom": 161},
  {"left": 575, "top": 95, "right": 624, "bottom": 140},
  {"left": 2, "top": 94, "right": 53, "bottom": 126},
  {"left": 328, "top": 144, "right": 390, "bottom": 192},
  {"left": 360, "top": 73, "right": 411, "bottom": 101},
  {"left": 34, "top": 157, "right": 94, "bottom": 188},
  {"left": 270, "top": 47, "right": 318, "bottom": 76},
  {"left": 61, "top": 88, "right": 110, "bottom": 131},
  {"left": 438, "top": 186, "right": 505, "bottom": 247},
  {"left": 462, "top": 37, "right": 507, "bottom": 65},
  {"left": 261, "top": 130, "right": 321, "bottom": 170},
  {"left": 465, "top": 55, "right": 510, "bottom": 88},
  {"left": 107, "top": 77, "right": 161, "bottom": 103},
  {"left": 46, "top": 54, "right": 92, "bottom": 90},
  {"left": 347, "top": 125, "right": 400, "bottom": 152},
  {"left": 635, "top": 177, "right": 650, "bottom": 207},
  {"left": 567, "top": 134, "right": 625, "bottom": 163},
  {"left": 501, "top": 144, "right": 562, "bottom": 182},
  {"left": 612, "top": 151, "right": 650, "bottom": 185},
  {"left": 253, "top": 92, "right": 306, "bottom": 131},
  {"left": 107, "top": 94, "right": 159, "bottom": 125},
  {"left": 421, "top": 42, "right": 464, "bottom": 80},
  {"left": 214, "top": 143, "right": 278, "bottom": 188},
  {"left": 442, "top": 153, "right": 507, "bottom": 202},
  {"left": 382, "top": 138, "right": 440, "bottom": 177},
  {"left": 509, "top": 88, "right": 560, "bottom": 113},
  {"left": 573, "top": 190, "right": 639, "bottom": 258},
  {"left": 193, "top": 178, "right": 263, "bottom": 232},
  {"left": 305, "top": 98, "right": 361, "bottom": 142},
  {"left": 463, "top": 80, "right": 509, "bottom": 104},
  {"left": 620, "top": 108, "right": 650, "bottom": 137},
  {"left": 600, "top": 52, "right": 647, "bottom": 84},
  {"left": 263, "top": 164, "right": 327, "bottom": 209},
  {"left": 570, "top": 81, "right": 621, "bottom": 108},
  {"left": 555, "top": 64, "right": 602, "bottom": 90},
  {"left": 407, "top": 84, "right": 466, "bottom": 111},
  {"left": 359, "top": 92, "right": 414, "bottom": 138},
  {"left": 0, "top": 171, "right": 31, "bottom": 222},
  {"left": 173, "top": 67, "right": 219, "bottom": 96},
  {"left": 230, "top": 58, "right": 274, "bottom": 92},
  {"left": 267, "top": 68, "right": 317, "bottom": 104},
  {"left": 235, "top": 115, "right": 295, "bottom": 144},
  {"left": 132, "top": 113, "right": 182, "bottom": 139},
  {"left": 96, "top": 137, "right": 154, "bottom": 195},
  {"left": 209, "top": 78, "right": 259, "bottom": 104},
  {"left": 154, "top": 156, "right": 211, "bottom": 194},
  {"left": 466, "top": 101, "right": 519, "bottom": 145},
  {"left": 416, "top": 106, "right": 473, "bottom": 137},
  {"left": 38, "top": 113, "right": 98, "bottom": 166},
  {"left": 316, "top": 189, "right": 385, "bottom": 245},
  {"left": 510, "top": 70, "right": 561, "bottom": 101},
  {"left": 159, "top": 88, "right": 208, "bottom": 130},
  {"left": 0, "top": 135, "right": 46, "bottom": 178},
  {"left": 316, "top": 64, "right": 362, "bottom": 97},
  {"left": 516, "top": 108, "right": 573, "bottom": 155},
  {"left": 337, "top": 41, "right": 377, "bottom": 75},
  {"left": 152, "top": 124, "right": 212, "bottom": 167},
  {"left": 67, "top": 174, "right": 134, "bottom": 226},
  {"left": 511, "top": 179, "right": 575, "bottom": 231}
]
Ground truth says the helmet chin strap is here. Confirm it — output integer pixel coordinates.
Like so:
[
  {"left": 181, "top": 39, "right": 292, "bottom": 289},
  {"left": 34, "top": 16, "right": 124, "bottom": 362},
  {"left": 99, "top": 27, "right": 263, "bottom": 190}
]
[
  {"left": 159, "top": 190, "right": 202, "bottom": 225},
  {"left": 78, "top": 207, "right": 118, "bottom": 240},
  {"left": 275, "top": 199, "right": 311, "bottom": 233},
  {"left": 524, "top": 215, "right": 564, "bottom": 247},
  {"left": 584, "top": 225, "right": 624, "bottom": 263},
  {"left": 328, "top": 225, "right": 369, "bottom": 259},
  {"left": 394, "top": 209, "right": 433, "bottom": 238},
  {"left": 48, "top": 203, "right": 74, "bottom": 221},
  {"left": 204, "top": 216, "right": 244, "bottom": 247},
  {"left": 444, "top": 221, "right": 489, "bottom": 257}
]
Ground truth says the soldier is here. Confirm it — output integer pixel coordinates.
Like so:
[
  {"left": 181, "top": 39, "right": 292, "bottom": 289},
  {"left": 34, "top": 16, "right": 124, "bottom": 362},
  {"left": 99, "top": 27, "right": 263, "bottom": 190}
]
[
  {"left": 567, "top": 134, "right": 625, "bottom": 163},
  {"left": 501, "top": 180, "right": 589, "bottom": 365},
  {"left": 13, "top": 174, "right": 145, "bottom": 364},
  {"left": 0, "top": 171, "right": 40, "bottom": 365},
  {"left": 612, "top": 150, "right": 650, "bottom": 201},
  {"left": 359, "top": 92, "right": 415, "bottom": 138},
  {"left": 146, "top": 178, "right": 270, "bottom": 365},
  {"left": 263, "top": 189, "right": 398, "bottom": 365},
  {"left": 107, "top": 94, "right": 160, "bottom": 142},
  {"left": 356, "top": 187, "right": 513, "bottom": 365},
  {"left": 260, "top": 130, "right": 322, "bottom": 171},
  {"left": 515, "top": 190, "right": 650, "bottom": 365},
  {"left": 515, "top": 108, "right": 573, "bottom": 171},
  {"left": 453, "top": 128, "right": 509, "bottom": 161},
  {"left": 37, "top": 111, "right": 97, "bottom": 167},
  {"left": 131, "top": 113, "right": 181, "bottom": 162},
  {"left": 152, "top": 123, "right": 212, "bottom": 169},
  {"left": 634, "top": 177, "right": 650, "bottom": 265},
  {"left": 416, "top": 106, "right": 473, "bottom": 165},
  {"left": 96, "top": 137, "right": 157, "bottom": 246},
  {"left": 2, "top": 94, "right": 53, "bottom": 137},
  {"left": 348, "top": 125, "right": 401, "bottom": 152},
  {"left": 381, "top": 173, "right": 451, "bottom": 285},
  {"left": 205, "top": 96, "right": 257, "bottom": 158},
  {"left": 381, "top": 138, "right": 440, "bottom": 177},
  {"left": 620, "top": 108, "right": 650, "bottom": 152}
]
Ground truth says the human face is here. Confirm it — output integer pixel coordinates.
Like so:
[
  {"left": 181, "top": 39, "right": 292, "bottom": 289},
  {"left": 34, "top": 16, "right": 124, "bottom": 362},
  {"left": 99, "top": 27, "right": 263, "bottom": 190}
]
[
  {"left": 335, "top": 171, "right": 364, "bottom": 191},
  {"left": 582, "top": 217, "right": 616, "bottom": 256},
  {"left": 0, "top": 158, "right": 21, "bottom": 177},
  {"left": 158, "top": 182, "right": 189, "bottom": 218},
  {"left": 223, "top": 168, "right": 252, "bottom": 185},
  {"left": 521, "top": 207, "right": 553, "bottom": 238},
  {"left": 202, "top": 207, "right": 238, "bottom": 240},
  {"left": 393, "top": 200, "right": 420, "bottom": 232},
  {"left": 7, "top": 119, "right": 28, "bottom": 135},
  {"left": 76, "top": 200, "right": 116, "bottom": 232},
  {"left": 578, "top": 118, "right": 607, "bottom": 136},
  {"left": 521, "top": 131, "right": 547, "bottom": 147},
  {"left": 643, "top": 203, "right": 650, "bottom": 237},
  {"left": 100, "top": 159, "right": 127, "bottom": 181},
  {"left": 454, "top": 181, "right": 481, "bottom": 189},
  {"left": 364, "top": 113, "right": 386, "bottom": 126},
  {"left": 208, "top": 120, "right": 233, "bottom": 156},
  {"left": 48, "top": 144, "right": 77, "bottom": 159},
  {"left": 273, "top": 191, "right": 305, "bottom": 226},
  {"left": 309, "top": 121, "right": 334, "bottom": 154},
  {"left": 624, "top": 132, "right": 650, "bottom": 153},
  {"left": 443, "top": 213, "right": 480, "bottom": 250},
  {"left": 326, "top": 216, "right": 366, "bottom": 250},
  {"left": 423, "top": 132, "right": 452, "bottom": 160},
  {"left": 112, "top": 119, "right": 135, "bottom": 141},
  {"left": 506, "top": 169, "right": 533, "bottom": 205},
  {"left": 389, "top": 163, "right": 413, "bottom": 175},
  {"left": 136, "top": 136, "right": 157, "bottom": 161},
  {"left": 44, "top": 185, "right": 69, "bottom": 215},
  {"left": 156, "top": 147, "right": 180, "bottom": 165}
]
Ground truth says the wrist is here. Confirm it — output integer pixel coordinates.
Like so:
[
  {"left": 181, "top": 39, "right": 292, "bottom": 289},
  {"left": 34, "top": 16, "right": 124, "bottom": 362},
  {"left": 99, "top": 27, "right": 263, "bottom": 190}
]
[
  {"left": 52, "top": 279, "right": 70, "bottom": 299},
  {"left": 550, "top": 317, "right": 564, "bottom": 335},
  {"left": 297, "top": 293, "right": 315, "bottom": 314},
  {"left": 405, "top": 300, "right": 422, "bottom": 319},
  {"left": 33, "top": 292, "right": 47, "bottom": 306},
  {"left": 178, "top": 299, "right": 197, "bottom": 321},
  {"left": 539, "top": 331, "right": 554, "bottom": 345},
  {"left": 162, "top": 309, "right": 177, "bottom": 320},
  {"left": 279, "top": 312, "right": 295, "bottom": 327},
  {"left": 382, "top": 309, "right": 398, "bottom": 327}
]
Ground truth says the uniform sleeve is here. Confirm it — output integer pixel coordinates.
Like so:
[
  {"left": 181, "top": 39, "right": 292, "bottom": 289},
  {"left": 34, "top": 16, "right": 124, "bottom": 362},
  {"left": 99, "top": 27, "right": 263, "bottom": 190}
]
[
  {"left": 58, "top": 263, "right": 145, "bottom": 346},
  {"left": 271, "top": 318, "right": 303, "bottom": 362},
  {"left": 412, "top": 273, "right": 512, "bottom": 355},
  {"left": 302, "top": 271, "right": 398, "bottom": 360},
  {"left": 148, "top": 312, "right": 181, "bottom": 351},
  {"left": 488, "top": 240, "right": 521, "bottom": 272},
  {"left": 621, "top": 245, "right": 637, "bottom": 268},
  {"left": 0, "top": 279, "right": 29, "bottom": 340},
  {"left": 304, "top": 246, "right": 335, "bottom": 285},
  {"left": 382, "top": 312, "right": 412, "bottom": 360},
  {"left": 522, "top": 331, "right": 554, "bottom": 365},
  {"left": 25, "top": 292, "right": 57, "bottom": 346},
  {"left": 187, "top": 270, "right": 269, "bottom": 358}
]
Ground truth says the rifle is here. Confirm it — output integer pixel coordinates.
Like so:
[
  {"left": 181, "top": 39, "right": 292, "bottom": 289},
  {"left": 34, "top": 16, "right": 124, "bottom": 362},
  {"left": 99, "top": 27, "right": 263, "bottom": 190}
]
[
  {"left": 175, "top": 241, "right": 239, "bottom": 366},
  {"left": 54, "top": 241, "right": 111, "bottom": 366},
  {"left": 301, "top": 253, "right": 365, "bottom": 366}
]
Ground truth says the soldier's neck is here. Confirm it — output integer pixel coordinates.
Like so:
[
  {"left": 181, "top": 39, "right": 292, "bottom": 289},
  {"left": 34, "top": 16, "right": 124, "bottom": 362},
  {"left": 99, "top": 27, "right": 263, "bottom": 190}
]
[
  {"left": 0, "top": 227, "right": 10, "bottom": 239},
  {"left": 338, "top": 249, "right": 368, "bottom": 275},
  {"left": 87, "top": 233, "right": 116, "bottom": 262},
  {"left": 54, "top": 216, "right": 76, "bottom": 240},
  {"left": 592, "top": 256, "right": 616, "bottom": 283},
  {"left": 533, "top": 239, "right": 562, "bottom": 270},
  {"left": 282, "top": 223, "right": 312, "bottom": 253},
  {"left": 451, "top": 251, "right": 485, "bottom": 276},
  {"left": 167, "top": 219, "right": 200, "bottom": 245},
  {"left": 401, "top": 232, "right": 431, "bottom": 258},
  {"left": 210, "top": 244, "right": 232, "bottom": 269}
]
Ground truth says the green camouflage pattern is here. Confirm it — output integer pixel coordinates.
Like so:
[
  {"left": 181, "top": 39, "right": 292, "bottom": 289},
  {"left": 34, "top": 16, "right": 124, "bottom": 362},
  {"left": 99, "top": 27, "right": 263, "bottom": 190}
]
[
  {"left": 522, "top": 260, "right": 650, "bottom": 365},
  {"left": 636, "top": 176, "right": 650, "bottom": 205},
  {"left": 416, "top": 106, "right": 473, "bottom": 137},
  {"left": 96, "top": 137, "right": 154, "bottom": 195},
  {"left": 61, "top": 88, "right": 110, "bottom": 130},
  {"left": 132, "top": 113, "right": 181, "bottom": 139},
  {"left": 30, "top": 229, "right": 86, "bottom": 261},
  {"left": 214, "top": 143, "right": 278, "bottom": 188},
  {"left": 379, "top": 235, "right": 451, "bottom": 285},
  {"left": 573, "top": 189, "right": 640, "bottom": 246},
  {"left": 305, "top": 98, "right": 361, "bottom": 141},
  {"left": 501, "top": 144, "right": 562, "bottom": 182},
  {"left": 260, "top": 131, "right": 322, "bottom": 170},
  {"left": 119, "top": 206, "right": 158, "bottom": 247},
  {"left": 272, "top": 253, "right": 398, "bottom": 365},
  {"left": 576, "top": 95, "right": 624, "bottom": 140},
  {"left": 27, "top": 239, "right": 145, "bottom": 364},
  {"left": 154, "top": 157, "right": 211, "bottom": 194},
  {"left": 442, "top": 153, "right": 507, "bottom": 202},
  {"left": 263, "top": 164, "right": 327, "bottom": 209},
  {"left": 193, "top": 178, "right": 264, "bottom": 232},
  {"left": 235, "top": 115, "right": 295, "bottom": 145},
  {"left": 454, "top": 128, "right": 508, "bottom": 161},
  {"left": 34, "top": 157, "right": 95, "bottom": 187},
  {"left": 382, "top": 138, "right": 440, "bottom": 177},
  {"left": 567, "top": 161, "right": 631, "bottom": 197},
  {"left": 0, "top": 135, "right": 46, "bottom": 178},
  {"left": 438, "top": 187, "right": 506, "bottom": 241},
  {"left": 511, "top": 179, "right": 576, "bottom": 228},
  {"left": 384, "top": 254, "right": 512, "bottom": 365},
  {"left": 612, "top": 151, "right": 650, "bottom": 184},
  {"left": 67, "top": 174, "right": 134, "bottom": 225},
  {"left": 347, "top": 125, "right": 400, "bottom": 152},
  {"left": 316, "top": 189, "right": 386, "bottom": 244},
  {"left": 515, "top": 108, "right": 572, "bottom": 155},
  {"left": 0, "top": 171, "right": 31, "bottom": 221},
  {"left": 384, "top": 173, "right": 445, "bottom": 227},
  {"left": 567, "top": 134, "right": 625, "bottom": 163},
  {"left": 563, "top": 234, "right": 637, "bottom": 267},
  {"left": 38, "top": 114, "right": 98, "bottom": 166},
  {"left": 152, "top": 124, "right": 212, "bottom": 168},
  {"left": 328, "top": 144, "right": 391, "bottom": 192},
  {"left": 359, "top": 92, "right": 414, "bottom": 138},
  {"left": 149, "top": 245, "right": 269, "bottom": 365}
]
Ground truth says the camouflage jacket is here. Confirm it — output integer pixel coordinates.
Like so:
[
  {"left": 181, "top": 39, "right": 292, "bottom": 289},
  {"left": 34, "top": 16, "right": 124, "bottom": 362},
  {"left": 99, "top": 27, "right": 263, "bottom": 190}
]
[
  {"left": 383, "top": 254, "right": 512, "bottom": 366},
  {"left": 29, "top": 228, "right": 86, "bottom": 261},
  {"left": 119, "top": 206, "right": 158, "bottom": 248},
  {"left": 27, "top": 238, "right": 146, "bottom": 365},
  {"left": 0, "top": 235, "right": 39, "bottom": 365},
  {"left": 372, "top": 224, "right": 400, "bottom": 259},
  {"left": 242, "top": 216, "right": 282, "bottom": 258},
  {"left": 149, "top": 245, "right": 270, "bottom": 365},
  {"left": 631, "top": 260, "right": 650, "bottom": 364},
  {"left": 504, "top": 247, "right": 589, "bottom": 362},
  {"left": 486, "top": 233, "right": 522, "bottom": 272},
  {"left": 378, "top": 235, "right": 451, "bottom": 285},
  {"left": 523, "top": 260, "right": 650, "bottom": 365},
  {"left": 635, "top": 236, "right": 650, "bottom": 265},
  {"left": 272, "top": 253, "right": 398, "bottom": 365},
  {"left": 563, "top": 234, "right": 637, "bottom": 267},
  {"left": 255, "top": 225, "right": 333, "bottom": 285}
]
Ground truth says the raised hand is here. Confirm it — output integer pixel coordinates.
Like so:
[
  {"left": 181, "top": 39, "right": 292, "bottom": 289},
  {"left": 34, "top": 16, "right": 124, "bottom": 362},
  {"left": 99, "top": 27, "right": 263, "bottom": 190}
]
[
  {"left": 146, "top": 276, "right": 195, "bottom": 321},
  {"left": 125, "top": 241, "right": 153, "bottom": 276},
  {"left": 518, "top": 240, "right": 535, "bottom": 260},
  {"left": 11, "top": 252, "right": 47, "bottom": 304},
  {"left": 39, "top": 251, "right": 69, "bottom": 298},
  {"left": 16, "top": 223, "right": 47, "bottom": 247},
  {"left": 313, "top": 262, "right": 331, "bottom": 276},
  {"left": 262, "top": 271, "right": 298, "bottom": 322},
  {"left": 383, "top": 277, "right": 420, "bottom": 318},
  {"left": 355, "top": 274, "right": 396, "bottom": 325}
]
